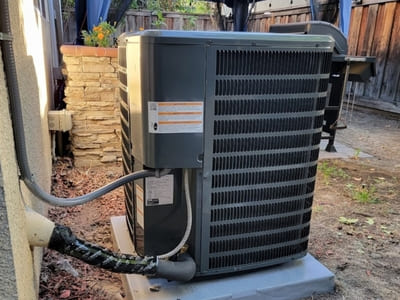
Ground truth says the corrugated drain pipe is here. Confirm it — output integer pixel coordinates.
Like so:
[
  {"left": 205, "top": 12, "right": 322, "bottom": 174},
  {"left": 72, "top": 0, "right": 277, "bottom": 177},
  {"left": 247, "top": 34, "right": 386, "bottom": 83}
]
[{"left": 0, "top": 0, "right": 195, "bottom": 281}]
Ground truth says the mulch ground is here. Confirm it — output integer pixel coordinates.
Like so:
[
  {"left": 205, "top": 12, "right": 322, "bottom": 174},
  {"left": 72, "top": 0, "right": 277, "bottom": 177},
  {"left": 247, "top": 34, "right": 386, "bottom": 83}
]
[{"left": 39, "top": 158, "right": 125, "bottom": 300}]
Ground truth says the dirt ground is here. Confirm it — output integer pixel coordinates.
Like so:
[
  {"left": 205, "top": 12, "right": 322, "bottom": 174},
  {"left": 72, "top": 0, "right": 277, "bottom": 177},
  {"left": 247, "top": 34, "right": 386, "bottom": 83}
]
[{"left": 39, "top": 108, "right": 400, "bottom": 300}]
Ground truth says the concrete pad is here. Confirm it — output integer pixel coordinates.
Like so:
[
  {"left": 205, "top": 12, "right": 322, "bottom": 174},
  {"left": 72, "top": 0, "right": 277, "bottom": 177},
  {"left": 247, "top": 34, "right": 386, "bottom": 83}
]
[
  {"left": 111, "top": 216, "right": 335, "bottom": 300},
  {"left": 319, "top": 140, "right": 372, "bottom": 160}
]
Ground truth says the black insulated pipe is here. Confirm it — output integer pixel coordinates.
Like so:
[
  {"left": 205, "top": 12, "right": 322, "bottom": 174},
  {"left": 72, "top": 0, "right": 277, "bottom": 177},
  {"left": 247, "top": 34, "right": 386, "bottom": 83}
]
[
  {"left": 48, "top": 224, "right": 158, "bottom": 276},
  {"left": 48, "top": 223, "right": 196, "bottom": 281}
]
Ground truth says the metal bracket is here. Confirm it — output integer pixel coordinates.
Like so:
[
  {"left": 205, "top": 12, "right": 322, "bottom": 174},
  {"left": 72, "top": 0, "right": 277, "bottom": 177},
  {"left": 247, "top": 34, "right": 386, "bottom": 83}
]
[{"left": 0, "top": 32, "right": 12, "bottom": 41}]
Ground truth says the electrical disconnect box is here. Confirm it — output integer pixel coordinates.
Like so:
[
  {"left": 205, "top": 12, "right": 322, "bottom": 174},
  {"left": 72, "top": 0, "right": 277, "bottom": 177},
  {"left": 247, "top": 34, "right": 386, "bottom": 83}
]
[
  {"left": 118, "top": 30, "right": 334, "bottom": 277},
  {"left": 48, "top": 109, "right": 72, "bottom": 132}
]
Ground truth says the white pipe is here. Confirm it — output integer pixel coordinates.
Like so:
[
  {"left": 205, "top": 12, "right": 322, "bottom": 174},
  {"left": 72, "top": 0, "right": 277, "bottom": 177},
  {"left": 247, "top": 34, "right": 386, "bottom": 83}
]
[
  {"left": 157, "top": 169, "right": 192, "bottom": 259},
  {"left": 25, "top": 208, "right": 55, "bottom": 247}
]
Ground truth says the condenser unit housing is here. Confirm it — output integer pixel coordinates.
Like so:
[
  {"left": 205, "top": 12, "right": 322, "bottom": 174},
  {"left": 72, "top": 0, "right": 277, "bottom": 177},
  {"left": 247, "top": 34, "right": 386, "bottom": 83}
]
[{"left": 118, "top": 30, "right": 334, "bottom": 277}]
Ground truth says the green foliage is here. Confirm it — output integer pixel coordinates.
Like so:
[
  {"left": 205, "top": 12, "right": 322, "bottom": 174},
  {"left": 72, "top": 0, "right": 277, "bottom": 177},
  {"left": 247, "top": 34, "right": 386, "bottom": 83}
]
[
  {"left": 133, "top": 0, "right": 213, "bottom": 14},
  {"left": 192, "top": 1, "right": 213, "bottom": 14},
  {"left": 129, "top": 0, "right": 140, "bottom": 9},
  {"left": 318, "top": 161, "right": 349, "bottom": 184},
  {"left": 338, "top": 216, "right": 358, "bottom": 225},
  {"left": 313, "top": 205, "right": 323, "bottom": 213},
  {"left": 183, "top": 15, "right": 198, "bottom": 30},
  {"left": 365, "top": 217, "right": 374, "bottom": 225},
  {"left": 380, "top": 225, "right": 392, "bottom": 235},
  {"left": 353, "top": 148, "right": 361, "bottom": 159},
  {"left": 353, "top": 185, "right": 378, "bottom": 203},
  {"left": 346, "top": 183, "right": 379, "bottom": 204},
  {"left": 142, "top": 0, "right": 211, "bottom": 29},
  {"left": 61, "top": 0, "right": 75, "bottom": 9},
  {"left": 152, "top": 10, "right": 167, "bottom": 28},
  {"left": 82, "top": 21, "right": 116, "bottom": 47}
]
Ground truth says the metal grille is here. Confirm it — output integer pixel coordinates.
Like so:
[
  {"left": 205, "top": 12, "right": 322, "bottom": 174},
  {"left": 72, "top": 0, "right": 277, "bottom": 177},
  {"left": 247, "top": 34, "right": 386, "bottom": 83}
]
[
  {"left": 118, "top": 45, "right": 135, "bottom": 234},
  {"left": 202, "top": 48, "right": 332, "bottom": 273}
]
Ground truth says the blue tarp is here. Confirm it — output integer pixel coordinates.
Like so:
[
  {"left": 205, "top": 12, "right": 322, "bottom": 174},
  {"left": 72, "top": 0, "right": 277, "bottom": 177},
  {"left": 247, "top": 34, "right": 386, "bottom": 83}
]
[
  {"left": 310, "top": 0, "right": 317, "bottom": 21},
  {"left": 339, "top": 0, "right": 352, "bottom": 38},
  {"left": 75, "top": 0, "right": 111, "bottom": 44},
  {"left": 87, "top": 0, "right": 111, "bottom": 31}
]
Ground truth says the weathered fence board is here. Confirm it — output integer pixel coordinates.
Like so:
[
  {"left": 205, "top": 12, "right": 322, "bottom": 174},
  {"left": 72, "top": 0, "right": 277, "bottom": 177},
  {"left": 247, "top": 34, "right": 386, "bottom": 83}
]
[
  {"left": 380, "top": 4, "right": 400, "bottom": 102},
  {"left": 348, "top": 1, "right": 400, "bottom": 104},
  {"left": 368, "top": 2, "right": 396, "bottom": 98},
  {"left": 348, "top": 6, "right": 362, "bottom": 55}
]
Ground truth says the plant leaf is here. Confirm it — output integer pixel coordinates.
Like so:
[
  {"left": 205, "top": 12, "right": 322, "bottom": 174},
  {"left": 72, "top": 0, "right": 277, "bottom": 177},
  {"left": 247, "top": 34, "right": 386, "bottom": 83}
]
[
  {"left": 339, "top": 217, "right": 358, "bottom": 225},
  {"left": 366, "top": 218, "right": 374, "bottom": 225}
]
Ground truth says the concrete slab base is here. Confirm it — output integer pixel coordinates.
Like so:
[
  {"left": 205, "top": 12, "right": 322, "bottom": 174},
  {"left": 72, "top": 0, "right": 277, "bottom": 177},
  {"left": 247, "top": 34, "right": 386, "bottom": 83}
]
[
  {"left": 319, "top": 140, "right": 371, "bottom": 160},
  {"left": 111, "top": 216, "right": 335, "bottom": 300}
]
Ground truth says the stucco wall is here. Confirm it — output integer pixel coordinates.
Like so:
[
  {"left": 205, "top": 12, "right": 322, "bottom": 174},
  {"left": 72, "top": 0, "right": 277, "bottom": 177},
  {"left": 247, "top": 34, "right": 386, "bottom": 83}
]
[
  {"left": 0, "top": 0, "right": 53, "bottom": 298},
  {"left": 0, "top": 167, "right": 18, "bottom": 300}
]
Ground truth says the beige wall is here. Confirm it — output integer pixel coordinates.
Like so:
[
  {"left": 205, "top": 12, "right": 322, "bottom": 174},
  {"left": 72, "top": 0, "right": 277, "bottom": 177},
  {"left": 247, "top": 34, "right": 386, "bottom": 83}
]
[{"left": 0, "top": 0, "right": 53, "bottom": 299}]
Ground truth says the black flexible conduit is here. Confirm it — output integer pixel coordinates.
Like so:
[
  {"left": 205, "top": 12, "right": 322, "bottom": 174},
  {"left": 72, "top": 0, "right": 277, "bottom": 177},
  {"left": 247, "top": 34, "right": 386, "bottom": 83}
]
[
  {"left": 48, "top": 223, "right": 196, "bottom": 281},
  {"left": 48, "top": 224, "right": 158, "bottom": 275},
  {"left": 0, "top": 0, "right": 196, "bottom": 281}
]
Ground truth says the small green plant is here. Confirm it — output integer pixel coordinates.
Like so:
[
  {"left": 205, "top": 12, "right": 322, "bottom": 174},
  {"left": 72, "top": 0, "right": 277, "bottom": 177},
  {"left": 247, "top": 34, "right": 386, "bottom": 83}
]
[
  {"left": 313, "top": 205, "right": 323, "bottom": 213},
  {"left": 380, "top": 225, "right": 392, "bottom": 235},
  {"left": 365, "top": 217, "right": 374, "bottom": 225},
  {"left": 353, "top": 148, "right": 361, "bottom": 160},
  {"left": 81, "top": 21, "right": 116, "bottom": 47},
  {"left": 338, "top": 216, "right": 358, "bottom": 225},
  {"left": 354, "top": 185, "right": 378, "bottom": 203},
  {"left": 347, "top": 183, "right": 378, "bottom": 204},
  {"left": 318, "top": 161, "right": 348, "bottom": 184}
]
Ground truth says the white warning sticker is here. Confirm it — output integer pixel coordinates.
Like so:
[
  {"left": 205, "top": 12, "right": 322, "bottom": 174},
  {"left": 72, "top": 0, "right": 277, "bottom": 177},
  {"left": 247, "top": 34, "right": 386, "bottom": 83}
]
[
  {"left": 145, "top": 175, "right": 174, "bottom": 206},
  {"left": 148, "top": 101, "right": 203, "bottom": 133},
  {"left": 135, "top": 184, "right": 144, "bottom": 228}
]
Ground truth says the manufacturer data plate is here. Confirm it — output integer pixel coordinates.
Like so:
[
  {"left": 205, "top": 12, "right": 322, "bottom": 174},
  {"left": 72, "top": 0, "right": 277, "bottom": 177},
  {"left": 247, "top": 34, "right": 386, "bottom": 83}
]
[{"left": 145, "top": 175, "right": 174, "bottom": 206}]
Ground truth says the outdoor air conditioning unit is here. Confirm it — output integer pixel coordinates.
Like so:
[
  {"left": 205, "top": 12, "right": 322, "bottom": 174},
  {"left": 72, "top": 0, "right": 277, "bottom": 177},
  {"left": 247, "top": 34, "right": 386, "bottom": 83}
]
[{"left": 118, "top": 30, "right": 334, "bottom": 277}]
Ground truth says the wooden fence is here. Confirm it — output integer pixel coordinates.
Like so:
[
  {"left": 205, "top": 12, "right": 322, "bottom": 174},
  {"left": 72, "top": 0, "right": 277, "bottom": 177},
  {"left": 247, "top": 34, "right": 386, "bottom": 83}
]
[
  {"left": 122, "top": 10, "right": 218, "bottom": 32},
  {"left": 63, "top": 0, "right": 400, "bottom": 107},
  {"left": 347, "top": 1, "right": 400, "bottom": 105}
]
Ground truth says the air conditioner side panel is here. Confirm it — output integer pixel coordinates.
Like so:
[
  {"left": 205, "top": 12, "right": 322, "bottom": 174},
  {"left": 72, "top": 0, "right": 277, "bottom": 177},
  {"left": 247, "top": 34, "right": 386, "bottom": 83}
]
[{"left": 127, "top": 40, "right": 206, "bottom": 169}]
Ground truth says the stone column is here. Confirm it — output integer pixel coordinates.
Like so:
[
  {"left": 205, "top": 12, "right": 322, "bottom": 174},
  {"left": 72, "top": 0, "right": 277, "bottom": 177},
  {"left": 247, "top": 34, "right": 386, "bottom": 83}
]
[{"left": 60, "top": 45, "right": 121, "bottom": 167}]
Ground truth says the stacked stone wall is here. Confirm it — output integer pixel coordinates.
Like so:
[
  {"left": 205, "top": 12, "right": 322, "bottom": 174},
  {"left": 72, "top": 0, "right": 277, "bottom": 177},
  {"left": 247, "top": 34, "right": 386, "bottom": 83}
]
[{"left": 61, "top": 46, "right": 121, "bottom": 167}]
